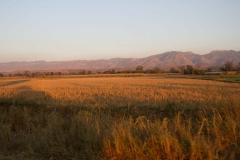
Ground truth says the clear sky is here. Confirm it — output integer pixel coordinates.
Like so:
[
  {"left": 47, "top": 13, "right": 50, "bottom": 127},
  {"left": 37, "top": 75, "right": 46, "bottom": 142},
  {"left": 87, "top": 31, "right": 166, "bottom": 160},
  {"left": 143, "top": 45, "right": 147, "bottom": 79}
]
[{"left": 0, "top": 0, "right": 240, "bottom": 62}]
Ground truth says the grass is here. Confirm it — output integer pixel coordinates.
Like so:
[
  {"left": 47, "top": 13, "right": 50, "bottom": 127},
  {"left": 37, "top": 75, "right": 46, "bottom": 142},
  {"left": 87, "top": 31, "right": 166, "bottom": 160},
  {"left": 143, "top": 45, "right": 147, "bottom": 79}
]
[
  {"left": 165, "top": 74, "right": 240, "bottom": 84},
  {"left": 198, "top": 76, "right": 240, "bottom": 83},
  {"left": 221, "top": 77, "right": 240, "bottom": 83},
  {"left": 0, "top": 77, "right": 239, "bottom": 159}
]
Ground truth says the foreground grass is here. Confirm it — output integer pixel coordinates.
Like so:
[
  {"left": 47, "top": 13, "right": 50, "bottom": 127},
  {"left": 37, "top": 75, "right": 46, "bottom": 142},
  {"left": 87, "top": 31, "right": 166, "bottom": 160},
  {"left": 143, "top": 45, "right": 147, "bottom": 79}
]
[{"left": 0, "top": 78, "right": 239, "bottom": 159}]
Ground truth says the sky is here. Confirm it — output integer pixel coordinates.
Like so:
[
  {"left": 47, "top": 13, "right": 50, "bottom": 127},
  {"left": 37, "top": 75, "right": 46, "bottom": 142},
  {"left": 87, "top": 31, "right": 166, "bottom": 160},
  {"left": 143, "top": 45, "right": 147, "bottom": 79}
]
[{"left": 0, "top": 0, "right": 240, "bottom": 62}]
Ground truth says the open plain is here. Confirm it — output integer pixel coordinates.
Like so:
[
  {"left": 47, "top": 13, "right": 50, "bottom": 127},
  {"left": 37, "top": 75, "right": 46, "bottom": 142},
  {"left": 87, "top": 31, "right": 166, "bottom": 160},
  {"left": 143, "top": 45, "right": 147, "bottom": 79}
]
[{"left": 0, "top": 77, "right": 240, "bottom": 159}]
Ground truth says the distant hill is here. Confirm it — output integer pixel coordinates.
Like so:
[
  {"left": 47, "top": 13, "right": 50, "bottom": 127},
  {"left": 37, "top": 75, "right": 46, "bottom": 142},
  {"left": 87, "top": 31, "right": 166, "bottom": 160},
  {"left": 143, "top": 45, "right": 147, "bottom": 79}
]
[{"left": 0, "top": 50, "right": 240, "bottom": 72}]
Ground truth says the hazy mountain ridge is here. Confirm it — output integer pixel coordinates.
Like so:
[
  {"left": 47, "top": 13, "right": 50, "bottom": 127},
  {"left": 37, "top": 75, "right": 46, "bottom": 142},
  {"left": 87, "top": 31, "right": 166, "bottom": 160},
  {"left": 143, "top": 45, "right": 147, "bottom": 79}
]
[{"left": 0, "top": 50, "right": 240, "bottom": 72}]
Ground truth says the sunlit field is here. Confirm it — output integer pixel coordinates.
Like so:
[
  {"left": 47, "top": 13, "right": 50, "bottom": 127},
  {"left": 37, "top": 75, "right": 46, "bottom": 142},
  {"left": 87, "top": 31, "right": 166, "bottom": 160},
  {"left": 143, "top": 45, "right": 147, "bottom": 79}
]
[{"left": 0, "top": 77, "right": 240, "bottom": 159}]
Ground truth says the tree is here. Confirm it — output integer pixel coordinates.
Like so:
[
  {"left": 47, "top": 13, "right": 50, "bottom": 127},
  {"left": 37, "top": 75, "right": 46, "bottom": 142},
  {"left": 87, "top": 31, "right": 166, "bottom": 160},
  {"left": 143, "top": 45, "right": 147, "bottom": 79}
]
[
  {"left": 145, "top": 69, "right": 152, "bottom": 74},
  {"left": 206, "top": 68, "right": 212, "bottom": 72},
  {"left": 178, "top": 66, "right": 185, "bottom": 74},
  {"left": 9, "top": 73, "right": 13, "bottom": 77},
  {"left": 194, "top": 69, "right": 205, "bottom": 75},
  {"left": 184, "top": 65, "right": 195, "bottom": 74},
  {"left": 23, "top": 71, "right": 30, "bottom": 77},
  {"left": 136, "top": 65, "right": 143, "bottom": 72},
  {"left": 220, "top": 61, "right": 234, "bottom": 72},
  {"left": 224, "top": 61, "right": 234, "bottom": 72},
  {"left": 237, "top": 62, "right": 240, "bottom": 73},
  {"left": 111, "top": 69, "right": 116, "bottom": 74},
  {"left": 81, "top": 70, "right": 86, "bottom": 75},
  {"left": 169, "top": 67, "right": 179, "bottom": 73},
  {"left": 87, "top": 70, "right": 92, "bottom": 74},
  {"left": 154, "top": 67, "right": 162, "bottom": 73},
  {"left": 31, "top": 72, "right": 36, "bottom": 77}
]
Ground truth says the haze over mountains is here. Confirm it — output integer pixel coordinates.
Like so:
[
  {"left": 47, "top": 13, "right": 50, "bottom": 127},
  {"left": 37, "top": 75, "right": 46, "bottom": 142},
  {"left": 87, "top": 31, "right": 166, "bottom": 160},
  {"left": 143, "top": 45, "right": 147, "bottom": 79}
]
[{"left": 1, "top": 50, "right": 240, "bottom": 72}]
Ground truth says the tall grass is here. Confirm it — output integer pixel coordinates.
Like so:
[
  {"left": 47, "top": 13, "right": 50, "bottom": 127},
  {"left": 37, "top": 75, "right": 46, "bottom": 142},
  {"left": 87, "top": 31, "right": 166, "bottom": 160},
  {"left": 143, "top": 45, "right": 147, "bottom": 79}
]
[{"left": 0, "top": 77, "right": 239, "bottom": 159}]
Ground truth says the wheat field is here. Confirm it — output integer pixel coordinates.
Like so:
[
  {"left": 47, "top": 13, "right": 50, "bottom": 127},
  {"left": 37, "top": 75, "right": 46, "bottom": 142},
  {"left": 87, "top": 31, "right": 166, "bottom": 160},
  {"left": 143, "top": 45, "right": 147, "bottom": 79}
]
[{"left": 0, "top": 77, "right": 239, "bottom": 159}]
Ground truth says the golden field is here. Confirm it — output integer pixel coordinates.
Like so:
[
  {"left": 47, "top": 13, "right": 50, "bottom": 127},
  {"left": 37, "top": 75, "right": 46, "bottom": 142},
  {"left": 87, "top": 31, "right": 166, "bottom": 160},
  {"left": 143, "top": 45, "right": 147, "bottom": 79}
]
[{"left": 0, "top": 77, "right": 240, "bottom": 159}]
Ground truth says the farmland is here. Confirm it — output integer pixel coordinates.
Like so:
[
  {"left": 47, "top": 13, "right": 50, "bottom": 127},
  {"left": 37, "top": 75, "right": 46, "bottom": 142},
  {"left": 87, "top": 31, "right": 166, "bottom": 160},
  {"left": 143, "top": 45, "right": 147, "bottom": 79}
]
[{"left": 0, "top": 77, "right": 240, "bottom": 159}]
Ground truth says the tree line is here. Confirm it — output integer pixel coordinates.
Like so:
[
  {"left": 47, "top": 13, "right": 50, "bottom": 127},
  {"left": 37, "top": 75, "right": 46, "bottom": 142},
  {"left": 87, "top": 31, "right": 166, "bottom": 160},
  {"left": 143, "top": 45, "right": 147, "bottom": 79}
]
[{"left": 220, "top": 61, "right": 240, "bottom": 73}]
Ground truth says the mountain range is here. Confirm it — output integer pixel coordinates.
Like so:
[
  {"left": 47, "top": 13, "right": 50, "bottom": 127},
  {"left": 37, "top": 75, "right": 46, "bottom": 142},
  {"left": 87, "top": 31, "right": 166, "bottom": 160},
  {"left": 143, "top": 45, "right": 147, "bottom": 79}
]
[{"left": 1, "top": 50, "right": 240, "bottom": 72}]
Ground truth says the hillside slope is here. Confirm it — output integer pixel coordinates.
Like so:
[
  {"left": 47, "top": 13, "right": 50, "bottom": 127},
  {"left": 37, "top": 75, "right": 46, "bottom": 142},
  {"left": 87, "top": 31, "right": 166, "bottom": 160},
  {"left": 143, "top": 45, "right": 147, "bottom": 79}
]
[{"left": 0, "top": 50, "right": 239, "bottom": 72}]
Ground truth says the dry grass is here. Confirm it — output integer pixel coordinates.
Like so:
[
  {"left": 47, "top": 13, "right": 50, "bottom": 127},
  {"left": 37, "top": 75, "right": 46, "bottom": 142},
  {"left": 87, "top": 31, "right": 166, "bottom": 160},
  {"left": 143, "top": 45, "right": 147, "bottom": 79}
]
[{"left": 0, "top": 77, "right": 239, "bottom": 159}]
